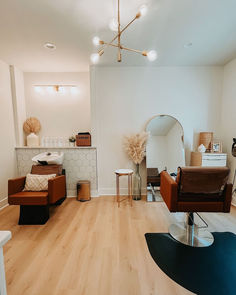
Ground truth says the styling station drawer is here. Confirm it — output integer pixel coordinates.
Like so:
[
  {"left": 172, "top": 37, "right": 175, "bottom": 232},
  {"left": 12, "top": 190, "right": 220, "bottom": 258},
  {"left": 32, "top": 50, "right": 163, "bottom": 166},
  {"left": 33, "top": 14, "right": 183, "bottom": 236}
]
[
  {"left": 202, "top": 159, "right": 226, "bottom": 167},
  {"left": 191, "top": 152, "right": 227, "bottom": 167}
]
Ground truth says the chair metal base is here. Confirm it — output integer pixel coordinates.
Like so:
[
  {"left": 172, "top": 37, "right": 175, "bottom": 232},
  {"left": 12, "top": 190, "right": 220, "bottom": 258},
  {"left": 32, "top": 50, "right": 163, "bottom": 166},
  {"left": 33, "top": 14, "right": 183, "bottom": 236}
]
[
  {"left": 169, "top": 222, "right": 214, "bottom": 247},
  {"left": 19, "top": 205, "right": 49, "bottom": 225},
  {"left": 147, "top": 184, "right": 163, "bottom": 202}
]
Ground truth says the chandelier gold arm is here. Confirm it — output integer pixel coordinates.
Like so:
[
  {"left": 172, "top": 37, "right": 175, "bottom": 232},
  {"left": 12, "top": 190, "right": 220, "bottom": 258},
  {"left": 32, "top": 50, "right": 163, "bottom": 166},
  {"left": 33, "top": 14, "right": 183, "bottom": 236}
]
[
  {"left": 101, "top": 42, "right": 118, "bottom": 48},
  {"left": 121, "top": 47, "right": 147, "bottom": 56},
  {"left": 97, "top": 15, "right": 140, "bottom": 53},
  {"left": 91, "top": 1, "right": 156, "bottom": 63},
  {"left": 98, "top": 49, "right": 104, "bottom": 56},
  {"left": 100, "top": 41, "right": 147, "bottom": 56}
]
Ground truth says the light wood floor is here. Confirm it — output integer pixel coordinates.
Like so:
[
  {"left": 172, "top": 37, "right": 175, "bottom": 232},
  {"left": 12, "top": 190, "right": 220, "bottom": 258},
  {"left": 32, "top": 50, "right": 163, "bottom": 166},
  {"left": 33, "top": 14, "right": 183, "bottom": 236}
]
[{"left": 0, "top": 197, "right": 236, "bottom": 295}]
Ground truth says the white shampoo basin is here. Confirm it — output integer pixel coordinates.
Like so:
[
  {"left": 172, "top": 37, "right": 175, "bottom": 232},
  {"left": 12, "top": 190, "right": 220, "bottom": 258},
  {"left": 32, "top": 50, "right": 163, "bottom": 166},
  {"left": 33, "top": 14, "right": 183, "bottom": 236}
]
[{"left": 32, "top": 152, "right": 64, "bottom": 165}]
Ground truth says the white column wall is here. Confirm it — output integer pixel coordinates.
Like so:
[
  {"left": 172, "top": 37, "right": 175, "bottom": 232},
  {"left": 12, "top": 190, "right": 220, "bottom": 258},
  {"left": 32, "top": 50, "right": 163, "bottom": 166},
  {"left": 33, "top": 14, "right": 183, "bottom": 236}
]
[{"left": 0, "top": 60, "right": 17, "bottom": 208}]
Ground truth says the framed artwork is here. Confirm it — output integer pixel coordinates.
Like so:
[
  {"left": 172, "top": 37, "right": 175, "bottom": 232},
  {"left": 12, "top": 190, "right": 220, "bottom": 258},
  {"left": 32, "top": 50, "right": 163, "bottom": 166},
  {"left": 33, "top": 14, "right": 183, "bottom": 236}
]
[{"left": 211, "top": 142, "right": 222, "bottom": 153}]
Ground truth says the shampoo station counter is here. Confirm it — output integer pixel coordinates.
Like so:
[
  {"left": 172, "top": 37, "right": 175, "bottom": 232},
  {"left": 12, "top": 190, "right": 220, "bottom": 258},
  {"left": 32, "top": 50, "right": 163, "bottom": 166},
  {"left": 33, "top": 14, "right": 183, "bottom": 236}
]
[{"left": 15, "top": 147, "right": 98, "bottom": 197}]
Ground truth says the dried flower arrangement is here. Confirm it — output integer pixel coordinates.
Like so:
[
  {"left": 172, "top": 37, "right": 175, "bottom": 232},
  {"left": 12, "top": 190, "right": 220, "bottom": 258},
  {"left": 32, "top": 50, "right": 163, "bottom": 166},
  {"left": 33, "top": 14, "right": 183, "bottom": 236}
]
[
  {"left": 123, "top": 131, "right": 149, "bottom": 164},
  {"left": 23, "top": 117, "right": 41, "bottom": 134}
]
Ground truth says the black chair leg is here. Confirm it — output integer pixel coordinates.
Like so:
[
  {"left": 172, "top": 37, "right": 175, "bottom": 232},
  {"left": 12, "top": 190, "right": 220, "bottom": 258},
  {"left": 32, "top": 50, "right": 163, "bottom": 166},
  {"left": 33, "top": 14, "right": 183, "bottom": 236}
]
[
  {"left": 19, "top": 205, "right": 49, "bottom": 225},
  {"left": 53, "top": 197, "right": 66, "bottom": 206}
]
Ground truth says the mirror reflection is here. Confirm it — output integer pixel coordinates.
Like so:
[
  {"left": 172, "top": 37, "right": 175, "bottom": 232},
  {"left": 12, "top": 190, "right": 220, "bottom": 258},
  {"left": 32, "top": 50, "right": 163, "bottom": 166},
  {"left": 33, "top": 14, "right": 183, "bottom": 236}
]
[{"left": 146, "top": 115, "right": 185, "bottom": 201}]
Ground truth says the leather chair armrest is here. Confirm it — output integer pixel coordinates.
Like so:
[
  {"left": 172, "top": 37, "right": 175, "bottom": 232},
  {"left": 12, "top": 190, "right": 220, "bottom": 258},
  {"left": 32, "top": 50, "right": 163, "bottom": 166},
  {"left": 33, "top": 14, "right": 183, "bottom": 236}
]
[
  {"left": 8, "top": 177, "right": 26, "bottom": 196},
  {"left": 160, "top": 171, "right": 178, "bottom": 212},
  {"left": 223, "top": 183, "right": 233, "bottom": 212},
  {"left": 48, "top": 175, "right": 66, "bottom": 204}
]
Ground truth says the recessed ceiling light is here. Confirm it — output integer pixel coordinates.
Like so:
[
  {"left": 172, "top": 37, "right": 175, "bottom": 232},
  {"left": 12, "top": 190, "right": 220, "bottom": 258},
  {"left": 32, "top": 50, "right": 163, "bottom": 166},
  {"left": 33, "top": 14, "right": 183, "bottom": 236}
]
[
  {"left": 184, "top": 42, "right": 193, "bottom": 48},
  {"left": 44, "top": 42, "right": 56, "bottom": 50}
]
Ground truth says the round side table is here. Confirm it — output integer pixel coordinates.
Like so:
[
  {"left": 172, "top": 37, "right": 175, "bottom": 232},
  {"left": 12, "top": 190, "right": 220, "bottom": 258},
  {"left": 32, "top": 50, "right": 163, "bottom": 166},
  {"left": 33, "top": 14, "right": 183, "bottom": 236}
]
[{"left": 115, "top": 169, "right": 133, "bottom": 207}]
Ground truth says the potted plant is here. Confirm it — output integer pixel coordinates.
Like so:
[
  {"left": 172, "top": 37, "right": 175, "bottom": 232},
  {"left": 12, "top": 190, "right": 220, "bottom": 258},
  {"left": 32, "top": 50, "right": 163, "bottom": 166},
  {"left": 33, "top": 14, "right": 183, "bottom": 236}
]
[
  {"left": 69, "top": 136, "right": 76, "bottom": 147},
  {"left": 124, "top": 131, "right": 149, "bottom": 200}
]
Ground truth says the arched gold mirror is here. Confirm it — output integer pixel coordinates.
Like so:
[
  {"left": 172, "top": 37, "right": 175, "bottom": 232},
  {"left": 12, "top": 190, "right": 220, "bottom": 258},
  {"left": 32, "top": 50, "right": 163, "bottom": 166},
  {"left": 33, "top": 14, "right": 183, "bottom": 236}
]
[{"left": 146, "top": 115, "right": 185, "bottom": 201}]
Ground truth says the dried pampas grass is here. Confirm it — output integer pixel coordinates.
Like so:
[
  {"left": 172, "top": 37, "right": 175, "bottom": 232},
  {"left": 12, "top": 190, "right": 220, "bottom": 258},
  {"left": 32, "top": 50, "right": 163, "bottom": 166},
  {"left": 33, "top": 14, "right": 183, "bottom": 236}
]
[
  {"left": 23, "top": 117, "right": 41, "bottom": 134},
  {"left": 124, "top": 131, "right": 149, "bottom": 164}
]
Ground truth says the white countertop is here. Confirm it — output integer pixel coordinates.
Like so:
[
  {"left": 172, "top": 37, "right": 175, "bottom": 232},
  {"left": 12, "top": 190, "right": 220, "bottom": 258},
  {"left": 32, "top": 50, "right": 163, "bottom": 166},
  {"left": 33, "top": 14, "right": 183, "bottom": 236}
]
[
  {"left": 0, "top": 231, "right": 11, "bottom": 247},
  {"left": 202, "top": 153, "right": 227, "bottom": 156},
  {"left": 15, "top": 146, "right": 96, "bottom": 149}
]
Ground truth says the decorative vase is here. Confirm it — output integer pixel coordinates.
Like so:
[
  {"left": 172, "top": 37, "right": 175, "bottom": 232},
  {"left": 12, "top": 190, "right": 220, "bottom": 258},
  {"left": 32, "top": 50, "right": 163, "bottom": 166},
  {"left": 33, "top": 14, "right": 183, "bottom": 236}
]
[
  {"left": 27, "top": 132, "right": 39, "bottom": 147},
  {"left": 199, "top": 132, "right": 213, "bottom": 152},
  {"left": 69, "top": 141, "right": 75, "bottom": 147},
  {"left": 133, "top": 164, "right": 142, "bottom": 200},
  {"left": 198, "top": 144, "right": 206, "bottom": 153}
]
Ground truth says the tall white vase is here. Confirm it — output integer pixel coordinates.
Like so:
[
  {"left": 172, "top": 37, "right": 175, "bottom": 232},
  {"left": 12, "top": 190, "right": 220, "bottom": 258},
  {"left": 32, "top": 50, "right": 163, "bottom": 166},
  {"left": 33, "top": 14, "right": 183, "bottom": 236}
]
[{"left": 27, "top": 132, "right": 39, "bottom": 147}]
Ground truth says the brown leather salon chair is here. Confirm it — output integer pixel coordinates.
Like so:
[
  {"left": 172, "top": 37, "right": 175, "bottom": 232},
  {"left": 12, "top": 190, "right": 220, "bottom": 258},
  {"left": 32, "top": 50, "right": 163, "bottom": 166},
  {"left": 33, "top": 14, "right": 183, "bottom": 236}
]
[
  {"left": 8, "top": 165, "right": 66, "bottom": 225},
  {"left": 160, "top": 167, "right": 232, "bottom": 247}
]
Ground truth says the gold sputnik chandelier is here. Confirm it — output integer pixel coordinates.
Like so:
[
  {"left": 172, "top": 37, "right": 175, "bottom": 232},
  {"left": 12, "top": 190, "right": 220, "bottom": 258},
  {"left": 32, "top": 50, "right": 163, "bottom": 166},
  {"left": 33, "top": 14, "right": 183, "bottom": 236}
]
[{"left": 90, "top": 0, "right": 157, "bottom": 64}]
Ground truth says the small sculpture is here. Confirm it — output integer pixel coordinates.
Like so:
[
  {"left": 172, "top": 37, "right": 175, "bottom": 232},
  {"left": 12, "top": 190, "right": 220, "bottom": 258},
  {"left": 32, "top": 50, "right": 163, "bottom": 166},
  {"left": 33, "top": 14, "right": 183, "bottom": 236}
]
[
  {"left": 69, "top": 136, "right": 76, "bottom": 147},
  {"left": 198, "top": 144, "right": 206, "bottom": 153}
]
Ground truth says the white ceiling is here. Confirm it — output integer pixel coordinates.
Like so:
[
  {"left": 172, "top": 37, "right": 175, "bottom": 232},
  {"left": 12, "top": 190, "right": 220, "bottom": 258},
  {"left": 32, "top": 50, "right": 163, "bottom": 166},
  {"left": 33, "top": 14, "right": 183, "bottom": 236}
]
[{"left": 0, "top": 0, "right": 236, "bottom": 72}]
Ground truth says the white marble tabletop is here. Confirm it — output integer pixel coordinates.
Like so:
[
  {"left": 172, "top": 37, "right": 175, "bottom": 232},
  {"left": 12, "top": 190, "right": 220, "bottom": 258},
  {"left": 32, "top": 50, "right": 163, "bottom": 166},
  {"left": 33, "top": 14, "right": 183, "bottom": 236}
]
[{"left": 115, "top": 169, "right": 134, "bottom": 175}]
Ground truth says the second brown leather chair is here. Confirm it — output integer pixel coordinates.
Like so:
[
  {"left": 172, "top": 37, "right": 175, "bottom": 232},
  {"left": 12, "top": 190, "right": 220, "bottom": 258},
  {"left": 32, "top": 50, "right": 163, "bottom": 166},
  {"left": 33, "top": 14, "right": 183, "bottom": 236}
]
[{"left": 160, "top": 167, "right": 232, "bottom": 247}]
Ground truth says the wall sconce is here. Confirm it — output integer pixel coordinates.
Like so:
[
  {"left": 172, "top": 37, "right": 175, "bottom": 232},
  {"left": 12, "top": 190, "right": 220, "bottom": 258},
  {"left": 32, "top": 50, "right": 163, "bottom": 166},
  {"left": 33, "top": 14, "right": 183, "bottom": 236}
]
[{"left": 34, "top": 85, "right": 79, "bottom": 95}]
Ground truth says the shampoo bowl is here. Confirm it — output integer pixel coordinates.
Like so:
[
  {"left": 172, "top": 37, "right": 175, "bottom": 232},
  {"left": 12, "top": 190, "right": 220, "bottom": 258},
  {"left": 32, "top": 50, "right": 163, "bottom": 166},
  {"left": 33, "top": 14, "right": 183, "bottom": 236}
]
[{"left": 32, "top": 152, "right": 64, "bottom": 165}]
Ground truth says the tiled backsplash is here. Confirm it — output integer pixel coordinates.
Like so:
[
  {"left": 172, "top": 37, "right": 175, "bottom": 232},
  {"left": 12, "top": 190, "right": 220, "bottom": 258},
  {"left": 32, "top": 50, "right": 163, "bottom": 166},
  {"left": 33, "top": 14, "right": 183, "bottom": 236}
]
[{"left": 15, "top": 147, "right": 98, "bottom": 197}]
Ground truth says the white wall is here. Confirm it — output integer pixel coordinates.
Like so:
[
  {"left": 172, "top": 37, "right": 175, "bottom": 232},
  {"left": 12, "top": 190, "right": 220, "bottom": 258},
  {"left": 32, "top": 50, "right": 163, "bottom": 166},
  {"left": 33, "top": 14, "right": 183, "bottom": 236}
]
[
  {"left": 24, "top": 72, "right": 91, "bottom": 141},
  {"left": 0, "top": 60, "right": 17, "bottom": 208},
  {"left": 220, "top": 58, "right": 236, "bottom": 184},
  {"left": 10, "top": 66, "right": 26, "bottom": 146},
  {"left": 91, "top": 66, "right": 223, "bottom": 195}
]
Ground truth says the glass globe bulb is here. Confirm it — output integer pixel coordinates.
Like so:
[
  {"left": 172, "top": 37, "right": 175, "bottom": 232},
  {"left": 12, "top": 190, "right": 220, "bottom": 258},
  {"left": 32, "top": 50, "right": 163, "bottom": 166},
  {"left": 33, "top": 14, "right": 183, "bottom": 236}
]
[
  {"left": 34, "top": 86, "right": 42, "bottom": 93},
  {"left": 90, "top": 53, "right": 100, "bottom": 64},
  {"left": 70, "top": 86, "right": 80, "bottom": 95},
  {"left": 147, "top": 50, "right": 157, "bottom": 61},
  {"left": 92, "top": 36, "right": 100, "bottom": 46},
  {"left": 58, "top": 86, "right": 66, "bottom": 94},
  {"left": 139, "top": 4, "right": 148, "bottom": 17},
  {"left": 109, "top": 18, "right": 118, "bottom": 31},
  {"left": 47, "top": 86, "right": 54, "bottom": 94}
]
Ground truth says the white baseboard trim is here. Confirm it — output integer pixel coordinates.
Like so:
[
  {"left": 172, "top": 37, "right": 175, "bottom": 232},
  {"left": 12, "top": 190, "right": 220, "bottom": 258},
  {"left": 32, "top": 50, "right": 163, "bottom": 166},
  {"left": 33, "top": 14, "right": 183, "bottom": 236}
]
[
  {"left": 91, "top": 190, "right": 99, "bottom": 197},
  {"left": 98, "top": 187, "right": 147, "bottom": 196},
  {"left": 67, "top": 190, "right": 99, "bottom": 198},
  {"left": 0, "top": 198, "right": 9, "bottom": 210},
  {"left": 0, "top": 204, "right": 9, "bottom": 211}
]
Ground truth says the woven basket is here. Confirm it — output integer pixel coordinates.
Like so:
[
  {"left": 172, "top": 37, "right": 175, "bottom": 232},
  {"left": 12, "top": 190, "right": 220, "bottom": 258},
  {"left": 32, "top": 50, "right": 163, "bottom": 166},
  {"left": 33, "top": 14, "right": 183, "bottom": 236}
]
[{"left": 199, "top": 132, "right": 213, "bottom": 151}]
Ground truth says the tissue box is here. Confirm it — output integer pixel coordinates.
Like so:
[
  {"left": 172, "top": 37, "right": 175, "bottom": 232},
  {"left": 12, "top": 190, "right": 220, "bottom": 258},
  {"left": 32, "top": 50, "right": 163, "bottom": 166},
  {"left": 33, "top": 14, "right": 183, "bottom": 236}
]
[{"left": 76, "top": 133, "right": 91, "bottom": 146}]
